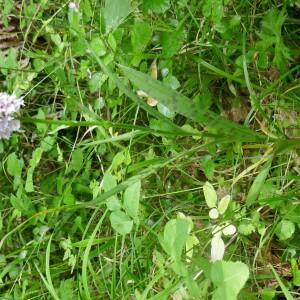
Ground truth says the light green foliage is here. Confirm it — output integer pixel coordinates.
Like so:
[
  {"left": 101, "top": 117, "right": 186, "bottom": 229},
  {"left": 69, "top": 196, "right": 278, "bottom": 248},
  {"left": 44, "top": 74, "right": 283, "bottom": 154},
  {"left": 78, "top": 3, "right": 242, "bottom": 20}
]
[
  {"left": 110, "top": 210, "right": 133, "bottom": 235},
  {"left": 246, "top": 156, "right": 273, "bottom": 206},
  {"left": 0, "top": 0, "right": 299, "bottom": 298},
  {"left": 143, "top": 0, "right": 170, "bottom": 13},
  {"left": 25, "top": 147, "right": 44, "bottom": 193},
  {"left": 102, "top": 172, "right": 121, "bottom": 211},
  {"left": 203, "top": 181, "right": 217, "bottom": 208},
  {"left": 202, "top": 0, "right": 224, "bottom": 23},
  {"left": 205, "top": 261, "right": 250, "bottom": 300},
  {"left": 159, "top": 218, "right": 191, "bottom": 275},
  {"left": 131, "top": 21, "right": 152, "bottom": 65},
  {"left": 218, "top": 195, "right": 231, "bottom": 215},
  {"left": 6, "top": 152, "right": 23, "bottom": 190},
  {"left": 275, "top": 220, "right": 295, "bottom": 240},
  {"left": 103, "top": 0, "right": 131, "bottom": 33},
  {"left": 257, "top": 9, "right": 290, "bottom": 73},
  {"left": 69, "top": 148, "right": 84, "bottom": 172},
  {"left": 123, "top": 180, "right": 141, "bottom": 224},
  {"left": 161, "top": 28, "right": 185, "bottom": 58}
]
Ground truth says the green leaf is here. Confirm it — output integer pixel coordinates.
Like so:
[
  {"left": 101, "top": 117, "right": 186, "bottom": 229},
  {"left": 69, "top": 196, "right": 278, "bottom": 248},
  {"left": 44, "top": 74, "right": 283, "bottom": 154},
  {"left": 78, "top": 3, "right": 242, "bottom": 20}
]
[
  {"left": 25, "top": 147, "right": 44, "bottom": 193},
  {"left": 110, "top": 210, "right": 133, "bottom": 235},
  {"left": 90, "top": 37, "right": 106, "bottom": 57},
  {"left": 269, "top": 264, "right": 294, "bottom": 300},
  {"left": 10, "top": 193, "right": 34, "bottom": 215},
  {"left": 218, "top": 195, "right": 231, "bottom": 215},
  {"left": 131, "top": 21, "right": 152, "bottom": 53},
  {"left": 59, "top": 278, "right": 76, "bottom": 300},
  {"left": 261, "top": 289, "right": 276, "bottom": 300},
  {"left": 203, "top": 182, "right": 217, "bottom": 208},
  {"left": 206, "top": 261, "right": 249, "bottom": 300},
  {"left": 6, "top": 152, "right": 22, "bottom": 190},
  {"left": 131, "top": 21, "right": 152, "bottom": 66},
  {"left": 291, "top": 259, "right": 300, "bottom": 287},
  {"left": 275, "top": 220, "right": 295, "bottom": 241},
  {"left": 160, "top": 218, "right": 190, "bottom": 262},
  {"left": 202, "top": 0, "right": 223, "bottom": 23},
  {"left": 119, "top": 65, "right": 264, "bottom": 142},
  {"left": 143, "top": 0, "right": 170, "bottom": 13},
  {"left": 102, "top": 173, "right": 121, "bottom": 211},
  {"left": 103, "top": 0, "right": 131, "bottom": 33},
  {"left": 69, "top": 148, "right": 84, "bottom": 172},
  {"left": 161, "top": 29, "right": 185, "bottom": 57},
  {"left": 246, "top": 155, "right": 273, "bottom": 206},
  {"left": 123, "top": 180, "right": 141, "bottom": 224}
]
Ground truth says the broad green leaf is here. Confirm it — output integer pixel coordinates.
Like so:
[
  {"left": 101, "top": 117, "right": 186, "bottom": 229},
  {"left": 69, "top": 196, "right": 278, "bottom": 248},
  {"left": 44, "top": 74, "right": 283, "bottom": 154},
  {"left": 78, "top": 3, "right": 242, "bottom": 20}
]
[
  {"left": 261, "top": 289, "right": 276, "bottom": 300},
  {"left": 207, "top": 261, "right": 249, "bottom": 300},
  {"left": 110, "top": 210, "right": 133, "bottom": 235},
  {"left": 218, "top": 195, "right": 231, "bottom": 214},
  {"left": 161, "top": 29, "right": 185, "bottom": 58},
  {"left": 246, "top": 155, "right": 273, "bottom": 206},
  {"left": 25, "top": 147, "right": 44, "bottom": 192},
  {"left": 275, "top": 220, "right": 295, "bottom": 241},
  {"left": 143, "top": 0, "right": 170, "bottom": 13},
  {"left": 186, "top": 235, "right": 199, "bottom": 260},
  {"left": 103, "top": 0, "right": 131, "bottom": 33},
  {"left": 111, "top": 151, "right": 125, "bottom": 170},
  {"left": 90, "top": 37, "right": 106, "bottom": 57},
  {"left": 160, "top": 218, "right": 190, "bottom": 261},
  {"left": 69, "top": 148, "right": 83, "bottom": 172},
  {"left": 102, "top": 172, "right": 121, "bottom": 211},
  {"left": 119, "top": 65, "right": 264, "bottom": 142},
  {"left": 131, "top": 21, "right": 152, "bottom": 53},
  {"left": 203, "top": 182, "right": 217, "bottom": 208},
  {"left": 6, "top": 152, "right": 22, "bottom": 190},
  {"left": 202, "top": 0, "right": 223, "bottom": 23},
  {"left": 123, "top": 180, "right": 141, "bottom": 224},
  {"left": 131, "top": 21, "right": 152, "bottom": 66}
]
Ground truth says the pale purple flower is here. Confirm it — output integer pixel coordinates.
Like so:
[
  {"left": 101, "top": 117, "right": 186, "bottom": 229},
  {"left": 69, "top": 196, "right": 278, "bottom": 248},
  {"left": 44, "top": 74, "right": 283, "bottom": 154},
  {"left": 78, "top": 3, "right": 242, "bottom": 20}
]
[
  {"left": 0, "top": 92, "right": 23, "bottom": 139},
  {"left": 0, "top": 116, "right": 20, "bottom": 139},
  {"left": 0, "top": 92, "right": 24, "bottom": 117}
]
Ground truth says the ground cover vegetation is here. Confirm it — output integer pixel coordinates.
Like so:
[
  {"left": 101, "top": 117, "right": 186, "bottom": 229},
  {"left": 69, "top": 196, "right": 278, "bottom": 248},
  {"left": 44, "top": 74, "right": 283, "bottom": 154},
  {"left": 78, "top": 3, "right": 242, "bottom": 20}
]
[{"left": 0, "top": 0, "right": 300, "bottom": 299}]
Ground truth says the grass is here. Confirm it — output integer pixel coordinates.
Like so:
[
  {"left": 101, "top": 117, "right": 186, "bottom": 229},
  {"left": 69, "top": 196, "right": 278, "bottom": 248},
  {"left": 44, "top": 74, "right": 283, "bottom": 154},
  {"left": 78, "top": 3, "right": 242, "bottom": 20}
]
[{"left": 0, "top": 0, "right": 300, "bottom": 299}]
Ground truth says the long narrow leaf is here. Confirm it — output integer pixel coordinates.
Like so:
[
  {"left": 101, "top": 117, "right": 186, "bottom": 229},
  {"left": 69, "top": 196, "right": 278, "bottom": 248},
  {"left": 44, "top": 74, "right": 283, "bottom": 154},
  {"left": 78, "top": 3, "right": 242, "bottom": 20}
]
[{"left": 119, "top": 65, "right": 265, "bottom": 142}]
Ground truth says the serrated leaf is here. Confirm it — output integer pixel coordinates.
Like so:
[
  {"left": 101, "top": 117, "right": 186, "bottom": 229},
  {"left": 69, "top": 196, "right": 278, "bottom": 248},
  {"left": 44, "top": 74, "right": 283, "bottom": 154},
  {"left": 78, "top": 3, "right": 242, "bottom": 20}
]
[
  {"left": 218, "top": 195, "right": 231, "bottom": 214},
  {"left": 123, "top": 180, "right": 141, "bottom": 224},
  {"left": 103, "top": 0, "right": 131, "bottom": 33},
  {"left": 110, "top": 210, "right": 133, "bottom": 235},
  {"left": 203, "top": 182, "right": 217, "bottom": 208}
]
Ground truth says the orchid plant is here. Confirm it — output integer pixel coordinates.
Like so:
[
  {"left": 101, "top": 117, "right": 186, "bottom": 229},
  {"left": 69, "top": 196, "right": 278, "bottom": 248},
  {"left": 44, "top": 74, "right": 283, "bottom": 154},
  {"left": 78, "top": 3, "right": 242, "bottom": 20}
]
[{"left": 203, "top": 182, "right": 237, "bottom": 262}]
